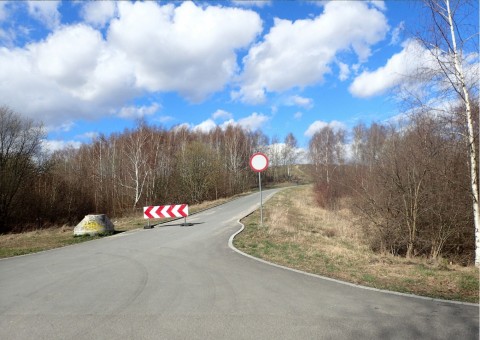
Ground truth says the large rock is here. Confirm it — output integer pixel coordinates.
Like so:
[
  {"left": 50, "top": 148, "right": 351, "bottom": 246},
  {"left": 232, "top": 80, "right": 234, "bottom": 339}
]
[{"left": 74, "top": 214, "right": 115, "bottom": 236}]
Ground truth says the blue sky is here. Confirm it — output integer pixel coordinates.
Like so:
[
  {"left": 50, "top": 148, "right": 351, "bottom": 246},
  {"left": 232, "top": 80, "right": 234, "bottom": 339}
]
[{"left": 0, "top": 0, "right": 473, "bottom": 151}]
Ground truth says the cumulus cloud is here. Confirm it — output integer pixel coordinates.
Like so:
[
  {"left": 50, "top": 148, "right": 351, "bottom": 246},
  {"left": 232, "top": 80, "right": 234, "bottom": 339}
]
[
  {"left": 235, "top": 1, "right": 388, "bottom": 103},
  {"left": 194, "top": 119, "right": 217, "bottom": 133},
  {"left": 0, "top": 2, "right": 262, "bottom": 128},
  {"left": 212, "top": 109, "right": 233, "bottom": 121},
  {"left": 41, "top": 139, "right": 82, "bottom": 153},
  {"left": 350, "top": 38, "right": 479, "bottom": 100},
  {"left": 27, "top": 1, "right": 61, "bottom": 29},
  {"left": 157, "top": 115, "right": 174, "bottom": 124},
  {"left": 190, "top": 112, "right": 269, "bottom": 133},
  {"left": 232, "top": 1, "right": 271, "bottom": 8},
  {"left": 237, "top": 112, "right": 269, "bottom": 131},
  {"left": 369, "top": 0, "right": 387, "bottom": 11},
  {"left": 285, "top": 95, "right": 313, "bottom": 109},
  {"left": 338, "top": 62, "right": 350, "bottom": 81},
  {"left": 304, "top": 120, "right": 346, "bottom": 137},
  {"left": 117, "top": 103, "right": 160, "bottom": 119},
  {"left": 349, "top": 40, "right": 429, "bottom": 98},
  {"left": 220, "top": 112, "right": 270, "bottom": 131},
  {"left": 46, "top": 121, "right": 75, "bottom": 133},
  {"left": 81, "top": 1, "right": 117, "bottom": 28},
  {"left": 109, "top": 1, "right": 262, "bottom": 102},
  {"left": 0, "top": 23, "right": 137, "bottom": 125},
  {"left": 76, "top": 132, "right": 99, "bottom": 140}
]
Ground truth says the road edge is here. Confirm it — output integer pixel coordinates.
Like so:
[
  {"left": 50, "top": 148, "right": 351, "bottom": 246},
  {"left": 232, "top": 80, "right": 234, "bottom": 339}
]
[{"left": 228, "top": 217, "right": 479, "bottom": 308}]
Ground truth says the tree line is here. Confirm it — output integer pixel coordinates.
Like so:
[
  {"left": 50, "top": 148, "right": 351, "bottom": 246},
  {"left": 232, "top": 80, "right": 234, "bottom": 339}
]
[
  {"left": 1, "top": 102, "right": 478, "bottom": 264},
  {"left": 308, "top": 104, "right": 478, "bottom": 264},
  {"left": 0, "top": 107, "right": 301, "bottom": 233},
  {"left": 306, "top": 0, "right": 479, "bottom": 266}
]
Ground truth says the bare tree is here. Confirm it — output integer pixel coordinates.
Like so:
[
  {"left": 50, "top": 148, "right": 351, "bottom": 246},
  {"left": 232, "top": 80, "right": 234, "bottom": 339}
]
[
  {"left": 0, "top": 106, "right": 44, "bottom": 232},
  {"left": 417, "top": 0, "right": 479, "bottom": 265},
  {"left": 120, "top": 126, "right": 150, "bottom": 209},
  {"left": 283, "top": 133, "right": 298, "bottom": 179},
  {"left": 308, "top": 126, "right": 345, "bottom": 184}
]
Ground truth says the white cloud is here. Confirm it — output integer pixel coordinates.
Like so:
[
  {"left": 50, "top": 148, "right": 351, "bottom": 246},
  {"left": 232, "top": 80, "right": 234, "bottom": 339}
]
[
  {"left": 304, "top": 120, "right": 346, "bottom": 137},
  {"left": 188, "top": 112, "right": 271, "bottom": 133},
  {"left": 81, "top": 1, "right": 117, "bottom": 28},
  {"left": 390, "top": 21, "right": 405, "bottom": 45},
  {"left": 157, "top": 115, "right": 174, "bottom": 123},
  {"left": 232, "top": 1, "right": 271, "bottom": 8},
  {"left": 369, "top": 1, "right": 387, "bottom": 11},
  {"left": 237, "top": 112, "right": 269, "bottom": 131},
  {"left": 76, "top": 132, "right": 99, "bottom": 140},
  {"left": 33, "top": 25, "right": 104, "bottom": 89},
  {"left": 212, "top": 109, "right": 233, "bottom": 121},
  {"left": 117, "top": 103, "right": 160, "bottom": 119},
  {"left": 109, "top": 1, "right": 262, "bottom": 102},
  {"left": 235, "top": 1, "right": 388, "bottom": 103},
  {"left": 349, "top": 40, "right": 429, "bottom": 98},
  {"left": 294, "top": 111, "right": 303, "bottom": 120},
  {"left": 220, "top": 112, "right": 270, "bottom": 131},
  {"left": 46, "top": 121, "right": 75, "bottom": 133},
  {"left": 0, "top": 2, "right": 262, "bottom": 129},
  {"left": 194, "top": 119, "right": 217, "bottom": 133},
  {"left": 0, "top": 24, "right": 136, "bottom": 126},
  {"left": 27, "top": 1, "right": 61, "bottom": 29},
  {"left": 173, "top": 123, "right": 192, "bottom": 132},
  {"left": 285, "top": 95, "right": 313, "bottom": 109},
  {"left": 338, "top": 62, "right": 350, "bottom": 81},
  {"left": 266, "top": 143, "right": 306, "bottom": 165},
  {"left": 41, "top": 139, "right": 82, "bottom": 153}
]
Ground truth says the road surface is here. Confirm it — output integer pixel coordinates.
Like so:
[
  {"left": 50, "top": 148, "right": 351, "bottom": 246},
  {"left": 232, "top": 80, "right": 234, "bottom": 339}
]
[{"left": 0, "top": 189, "right": 478, "bottom": 339}]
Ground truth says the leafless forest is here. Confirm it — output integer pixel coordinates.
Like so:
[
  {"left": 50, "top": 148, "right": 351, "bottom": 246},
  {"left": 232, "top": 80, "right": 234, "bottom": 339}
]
[
  {"left": 0, "top": 101, "right": 478, "bottom": 264},
  {"left": 0, "top": 106, "right": 300, "bottom": 232},
  {"left": 309, "top": 103, "right": 479, "bottom": 264},
  {"left": 0, "top": 0, "right": 478, "bottom": 265}
]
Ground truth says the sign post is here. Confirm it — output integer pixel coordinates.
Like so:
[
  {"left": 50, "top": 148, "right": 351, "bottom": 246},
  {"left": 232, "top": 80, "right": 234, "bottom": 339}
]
[{"left": 249, "top": 152, "right": 269, "bottom": 227}]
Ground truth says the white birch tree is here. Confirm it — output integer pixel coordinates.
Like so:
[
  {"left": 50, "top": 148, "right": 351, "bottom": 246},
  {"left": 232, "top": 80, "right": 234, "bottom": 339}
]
[{"left": 418, "top": 0, "right": 479, "bottom": 265}]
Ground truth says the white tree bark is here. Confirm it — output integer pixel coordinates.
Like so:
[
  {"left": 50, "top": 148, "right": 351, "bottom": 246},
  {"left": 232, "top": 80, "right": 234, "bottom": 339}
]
[
  {"left": 426, "top": 0, "right": 480, "bottom": 265},
  {"left": 443, "top": 0, "right": 480, "bottom": 266}
]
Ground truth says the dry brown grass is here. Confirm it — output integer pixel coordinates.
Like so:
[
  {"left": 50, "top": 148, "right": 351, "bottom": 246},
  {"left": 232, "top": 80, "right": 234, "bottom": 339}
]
[
  {"left": 0, "top": 194, "right": 246, "bottom": 259},
  {"left": 234, "top": 185, "right": 479, "bottom": 303},
  {"left": 0, "top": 225, "right": 90, "bottom": 258}
]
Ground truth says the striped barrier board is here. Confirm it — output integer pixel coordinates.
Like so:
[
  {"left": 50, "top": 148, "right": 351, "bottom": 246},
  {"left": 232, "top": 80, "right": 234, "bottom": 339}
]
[{"left": 143, "top": 204, "right": 188, "bottom": 219}]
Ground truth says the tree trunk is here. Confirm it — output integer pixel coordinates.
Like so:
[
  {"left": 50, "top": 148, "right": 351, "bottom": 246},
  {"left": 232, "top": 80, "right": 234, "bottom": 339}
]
[{"left": 444, "top": 0, "right": 480, "bottom": 265}]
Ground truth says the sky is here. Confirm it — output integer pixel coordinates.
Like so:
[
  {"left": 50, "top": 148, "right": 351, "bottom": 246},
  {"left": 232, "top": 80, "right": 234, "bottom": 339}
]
[{"left": 0, "top": 0, "right": 477, "bottom": 152}]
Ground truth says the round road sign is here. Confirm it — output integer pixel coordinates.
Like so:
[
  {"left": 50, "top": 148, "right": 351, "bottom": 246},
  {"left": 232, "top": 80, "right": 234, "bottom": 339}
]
[{"left": 249, "top": 152, "right": 269, "bottom": 172}]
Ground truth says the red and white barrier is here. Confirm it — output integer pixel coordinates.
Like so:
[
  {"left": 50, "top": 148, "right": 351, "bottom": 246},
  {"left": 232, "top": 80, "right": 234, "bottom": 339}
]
[{"left": 143, "top": 204, "right": 188, "bottom": 219}]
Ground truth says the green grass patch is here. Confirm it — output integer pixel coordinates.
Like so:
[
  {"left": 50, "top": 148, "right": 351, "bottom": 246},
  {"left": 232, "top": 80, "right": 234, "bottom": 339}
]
[{"left": 459, "top": 274, "right": 479, "bottom": 291}]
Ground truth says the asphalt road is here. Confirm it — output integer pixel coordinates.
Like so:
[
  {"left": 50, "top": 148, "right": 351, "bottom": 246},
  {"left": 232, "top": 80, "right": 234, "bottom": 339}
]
[{"left": 0, "top": 189, "right": 478, "bottom": 339}]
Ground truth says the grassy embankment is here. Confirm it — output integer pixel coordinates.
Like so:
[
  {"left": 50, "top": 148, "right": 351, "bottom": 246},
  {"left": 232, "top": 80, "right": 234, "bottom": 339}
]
[
  {"left": 234, "top": 185, "right": 479, "bottom": 303},
  {"left": 0, "top": 196, "right": 238, "bottom": 259}
]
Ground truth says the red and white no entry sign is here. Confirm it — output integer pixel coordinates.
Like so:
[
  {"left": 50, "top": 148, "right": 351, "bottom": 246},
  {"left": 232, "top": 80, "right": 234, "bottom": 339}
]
[{"left": 249, "top": 152, "right": 269, "bottom": 172}]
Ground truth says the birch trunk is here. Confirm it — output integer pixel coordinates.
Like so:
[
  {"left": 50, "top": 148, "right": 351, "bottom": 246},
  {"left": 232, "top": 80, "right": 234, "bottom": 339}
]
[{"left": 443, "top": 0, "right": 480, "bottom": 265}]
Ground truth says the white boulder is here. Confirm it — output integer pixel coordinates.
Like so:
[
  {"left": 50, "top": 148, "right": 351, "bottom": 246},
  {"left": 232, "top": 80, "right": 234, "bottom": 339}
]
[{"left": 74, "top": 214, "right": 115, "bottom": 236}]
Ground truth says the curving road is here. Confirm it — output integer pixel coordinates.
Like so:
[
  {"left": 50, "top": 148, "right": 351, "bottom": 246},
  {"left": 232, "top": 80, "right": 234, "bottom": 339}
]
[{"left": 0, "top": 189, "right": 478, "bottom": 339}]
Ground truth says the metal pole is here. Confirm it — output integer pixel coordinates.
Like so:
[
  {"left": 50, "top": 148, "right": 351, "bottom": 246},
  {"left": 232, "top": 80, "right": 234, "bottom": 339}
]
[{"left": 259, "top": 171, "right": 263, "bottom": 227}]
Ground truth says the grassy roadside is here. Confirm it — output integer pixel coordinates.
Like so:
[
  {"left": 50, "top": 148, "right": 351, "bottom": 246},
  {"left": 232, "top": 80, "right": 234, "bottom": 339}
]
[
  {"left": 0, "top": 194, "right": 247, "bottom": 259},
  {"left": 234, "top": 185, "right": 479, "bottom": 303}
]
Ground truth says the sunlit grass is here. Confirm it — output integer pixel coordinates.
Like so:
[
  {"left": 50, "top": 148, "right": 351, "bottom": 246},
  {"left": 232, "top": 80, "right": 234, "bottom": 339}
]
[
  {"left": 234, "top": 185, "right": 479, "bottom": 303},
  {"left": 0, "top": 193, "right": 249, "bottom": 259}
]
